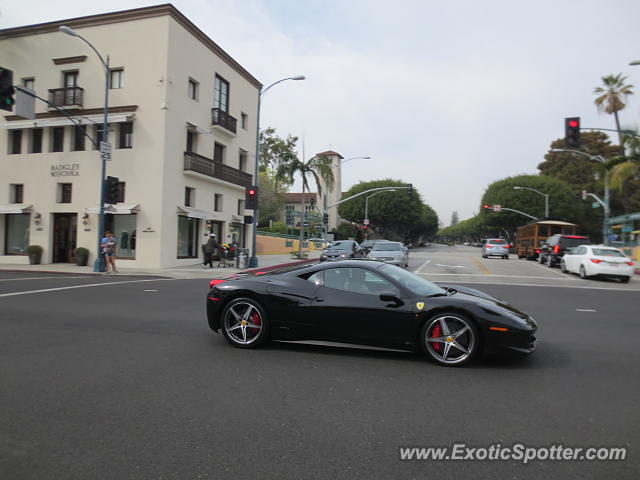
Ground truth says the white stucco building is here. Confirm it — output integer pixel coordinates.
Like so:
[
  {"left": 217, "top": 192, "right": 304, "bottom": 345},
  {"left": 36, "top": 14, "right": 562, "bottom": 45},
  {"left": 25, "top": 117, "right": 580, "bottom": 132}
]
[{"left": 0, "top": 4, "right": 260, "bottom": 268}]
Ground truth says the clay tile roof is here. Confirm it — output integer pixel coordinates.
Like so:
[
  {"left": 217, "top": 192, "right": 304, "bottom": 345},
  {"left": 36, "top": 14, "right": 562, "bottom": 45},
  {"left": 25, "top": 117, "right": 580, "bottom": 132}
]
[{"left": 315, "top": 150, "right": 344, "bottom": 159}]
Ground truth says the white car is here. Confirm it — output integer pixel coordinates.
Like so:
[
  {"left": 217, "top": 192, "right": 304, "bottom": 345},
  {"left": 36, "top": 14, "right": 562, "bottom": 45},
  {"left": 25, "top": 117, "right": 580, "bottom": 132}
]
[{"left": 561, "top": 245, "right": 635, "bottom": 283}]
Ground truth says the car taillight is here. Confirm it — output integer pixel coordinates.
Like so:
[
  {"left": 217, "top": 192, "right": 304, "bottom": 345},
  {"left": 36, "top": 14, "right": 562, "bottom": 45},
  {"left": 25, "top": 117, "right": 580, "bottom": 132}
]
[
  {"left": 535, "top": 249, "right": 540, "bottom": 254},
  {"left": 590, "top": 259, "right": 601, "bottom": 264},
  {"left": 626, "top": 261, "right": 634, "bottom": 266},
  {"left": 485, "top": 245, "right": 491, "bottom": 248},
  {"left": 209, "top": 279, "right": 225, "bottom": 288},
  {"left": 553, "top": 245, "right": 560, "bottom": 254}
]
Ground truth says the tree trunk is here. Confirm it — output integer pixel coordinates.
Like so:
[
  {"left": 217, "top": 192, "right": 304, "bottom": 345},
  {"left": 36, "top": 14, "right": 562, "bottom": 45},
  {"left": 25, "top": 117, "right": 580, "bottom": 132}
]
[
  {"left": 613, "top": 110, "right": 625, "bottom": 157},
  {"left": 299, "top": 186, "right": 305, "bottom": 258}
]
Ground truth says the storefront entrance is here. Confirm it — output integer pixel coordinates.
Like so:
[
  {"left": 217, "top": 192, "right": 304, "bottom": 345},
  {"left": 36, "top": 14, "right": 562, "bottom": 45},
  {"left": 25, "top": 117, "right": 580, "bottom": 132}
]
[{"left": 52, "top": 213, "right": 77, "bottom": 263}]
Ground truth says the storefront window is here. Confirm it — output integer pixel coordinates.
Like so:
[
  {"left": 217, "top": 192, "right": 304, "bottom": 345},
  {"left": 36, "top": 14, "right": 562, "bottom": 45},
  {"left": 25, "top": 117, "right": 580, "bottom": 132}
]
[
  {"left": 177, "top": 216, "right": 199, "bottom": 258},
  {"left": 229, "top": 223, "right": 245, "bottom": 248},
  {"left": 4, "top": 214, "right": 30, "bottom": 255},
  {"left": 105, "top": 214, "right": 137, "bottom": 259}
]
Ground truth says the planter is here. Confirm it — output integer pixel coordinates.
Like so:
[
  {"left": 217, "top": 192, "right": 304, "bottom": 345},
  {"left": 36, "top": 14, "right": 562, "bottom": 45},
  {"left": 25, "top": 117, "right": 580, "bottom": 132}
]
[
  {"left": 26, "top": 245, "right": 43, "bottom": 265},
  {"left": 74, "top": 247, "right": 90, "bottom": 266}
]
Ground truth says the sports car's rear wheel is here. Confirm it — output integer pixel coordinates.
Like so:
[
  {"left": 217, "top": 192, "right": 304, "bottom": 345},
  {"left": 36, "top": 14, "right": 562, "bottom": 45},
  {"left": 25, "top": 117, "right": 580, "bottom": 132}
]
[
  {"left": 421, "top": 313, "right": 479, "bottom": 366},
  {"left": 221, "top": 298, "right": 268, "bottom": 348}
]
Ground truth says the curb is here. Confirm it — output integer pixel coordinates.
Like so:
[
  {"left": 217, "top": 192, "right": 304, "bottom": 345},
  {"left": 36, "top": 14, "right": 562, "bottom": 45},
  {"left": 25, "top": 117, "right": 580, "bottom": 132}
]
[{"left": 241, "top": 257, "right": 318, "bottom": 274}]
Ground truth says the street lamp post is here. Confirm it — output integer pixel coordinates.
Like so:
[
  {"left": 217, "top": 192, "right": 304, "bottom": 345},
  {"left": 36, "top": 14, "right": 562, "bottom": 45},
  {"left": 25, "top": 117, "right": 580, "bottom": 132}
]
[
  {"left": 249, "top": 75, "right": 305, "bottom": 268},
  {"left": 550, "top": 148, "right": 610, "bottom": 241},
  {"left": 513, "top": 186, "right": 549, "bottom": 218},
  {"left": 59, "top": 26, "right": 110, "bottom": 272},
  {"left": 364, "top": 189, "right": 396, "bottom": 240},
  {"left": 339, "top": 156, "right": 371, "bottom": 165}
]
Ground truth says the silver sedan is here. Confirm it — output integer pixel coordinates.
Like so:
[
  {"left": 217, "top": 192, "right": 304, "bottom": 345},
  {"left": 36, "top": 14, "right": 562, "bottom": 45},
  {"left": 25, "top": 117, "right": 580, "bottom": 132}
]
[{"left": 366, "top": 241, "right": 408, "bottom": 268}]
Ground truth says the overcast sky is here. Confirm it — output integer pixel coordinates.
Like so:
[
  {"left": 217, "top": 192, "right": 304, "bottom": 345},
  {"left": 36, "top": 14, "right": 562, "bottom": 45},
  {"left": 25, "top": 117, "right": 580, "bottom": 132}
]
[{"left": 3, "top": 0, "right": 640, "bottom": 225}]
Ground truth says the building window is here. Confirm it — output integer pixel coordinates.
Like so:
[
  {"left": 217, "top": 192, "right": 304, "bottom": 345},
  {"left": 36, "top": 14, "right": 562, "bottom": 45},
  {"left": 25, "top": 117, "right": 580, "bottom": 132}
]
[
  {"left": 238, "top": 199, "right": 245, "bottom": 215},
  {"left": 72, "top": 125, "right": 86, "bottom": 151},
  {"left": 4, "top": 214, "right": 30, "bottom": 255},
  {"left": 30, "top": 128, "right": 43, "bottom": 153},
  {"left": 105, "top": 213, "right": 136, "bottom": 259},
  {"left": 51, "top": 127, "right": 65, "bottom": 152},
  {"left": 239, "top": 149, "right": 248, "bottom": 171},
  {"left": 63, "top": 71, "right": 78, "bottom": 87},
  {"left": 10, "top": 184, "right": 24, "bottom": 203},
  {"left": 214, "top": 142, "right": 225, "bottom": 163},
  {"left": 188, "top": 78, "right": 199, "bottom": 100},
  {"left": 285, "top": 205, "right": 295, "bottom": 224},
  {"left": 57, "top": 183, "right": 72, "bottom": 203},
  {"left": 177, "top": 216, "right": 199, "bottom": 258},
  {"left": 214, "top": 194, "right": 223, "bottom": 212},
  {"left": 305, "top": 204, "right": 316, "bottom": 214},
  {"left": 214, "top": 74, "right": 229, "bottom": 112},
  {"left": 241, "top": 112, "right": 248, "bottom": 130},
  {"left": 118, "top": 122, "right": 133, "bottom": 149},
  {"left": 9, "top": 130, "right": 22, "bottom": 154},
  {"left": 92, "top": 125, "right": 103, "bottom": 150},
  {"left": 109, "top": 68, "right": 124, "bottom": 89},
  {"left": 186, "top": 130, "right": 196, "bottom": 152},
  {"left": 185, "top": 187, "right": 195, "bottom": 207},
  {"left": 22, "top": 77, "right": 35, "bottom": 91},
  {"left": 116, "top": 181, "right": 126, "bottom": 203}
]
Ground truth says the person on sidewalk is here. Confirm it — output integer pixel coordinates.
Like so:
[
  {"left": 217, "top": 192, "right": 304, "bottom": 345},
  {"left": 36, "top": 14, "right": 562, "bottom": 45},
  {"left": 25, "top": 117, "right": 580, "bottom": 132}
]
[
  {"left": 202, "top": 233, "right": 219, "bottom": 268},
  {"left": 101, "top": 231, "right": 118, "bottom": 274}
]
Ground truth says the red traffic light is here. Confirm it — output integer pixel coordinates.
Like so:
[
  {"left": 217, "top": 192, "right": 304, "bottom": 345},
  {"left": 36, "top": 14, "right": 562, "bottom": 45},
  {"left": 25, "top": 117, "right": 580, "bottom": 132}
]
[
  {"left": 248, "top": 189, "right": 256, "bottom": 196},
  {"left": 483, "top": 204, "right": 489, "bottom": 209},
  {"left": 568, "top": 119, "right": 579, "bottom": 128}
]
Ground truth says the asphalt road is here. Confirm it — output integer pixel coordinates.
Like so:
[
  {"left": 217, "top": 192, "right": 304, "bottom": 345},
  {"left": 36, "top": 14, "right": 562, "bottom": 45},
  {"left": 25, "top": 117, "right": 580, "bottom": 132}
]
[{"left": 1, "top": 246, "right": 638, "bottom": 479}]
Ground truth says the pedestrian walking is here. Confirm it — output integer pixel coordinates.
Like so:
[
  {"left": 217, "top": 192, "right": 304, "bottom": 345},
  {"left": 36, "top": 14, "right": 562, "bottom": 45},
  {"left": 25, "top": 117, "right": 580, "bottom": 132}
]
[
  {"left": 101, "top": 231, "right": 118, "bottom": 273},
  {"left": 202, "top": 233, "right": 219, "bottom": 268}
]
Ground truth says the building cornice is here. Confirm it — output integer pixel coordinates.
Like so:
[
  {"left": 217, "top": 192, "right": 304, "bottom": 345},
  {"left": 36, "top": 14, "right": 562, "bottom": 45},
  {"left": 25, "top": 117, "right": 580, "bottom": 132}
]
[
  {"left": 4, "top": 105, "right": 138, "bottom": 122},
  {"left": 0, "top": 3, "right": 262, "bottom": 90}
]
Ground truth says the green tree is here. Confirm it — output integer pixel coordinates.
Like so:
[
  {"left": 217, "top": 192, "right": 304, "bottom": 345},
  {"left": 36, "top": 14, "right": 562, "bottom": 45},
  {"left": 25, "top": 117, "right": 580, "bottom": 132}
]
[
  {"left": 257, "top": 170, "right": 287, "bottom": 227},
  {"left": 450, "top": 211, "right": 459, "bottom": 227},
  {"left": 608, "top": 131, "right": 640, "bottom": 212},
  {"left": 338, "top": 179, "right": 439, "bottom": 242},
  {"left": 593, "top": 73, "right": 634, "bottom": 150},
  {"left": 277, "top": 153, "right": 335, "bottom": 256},
  {"left": 258, "top": 127, "right": 299, "bottom": 191}
]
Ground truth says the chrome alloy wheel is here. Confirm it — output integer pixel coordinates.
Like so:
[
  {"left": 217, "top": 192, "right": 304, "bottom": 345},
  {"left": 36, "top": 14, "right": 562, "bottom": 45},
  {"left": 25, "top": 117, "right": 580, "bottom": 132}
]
[
  {"left": 424, "top": 315, "right": 477, "bottom": 366},
  {"left": 223, "top": 300, "right": 264, "bottom": 346}
]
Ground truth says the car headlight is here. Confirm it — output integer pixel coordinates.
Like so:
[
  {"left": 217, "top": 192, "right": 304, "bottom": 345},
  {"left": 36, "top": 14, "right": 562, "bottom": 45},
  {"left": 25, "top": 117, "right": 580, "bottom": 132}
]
[{"left": 339, "top": 254, "right": 349, "bottom": 258}]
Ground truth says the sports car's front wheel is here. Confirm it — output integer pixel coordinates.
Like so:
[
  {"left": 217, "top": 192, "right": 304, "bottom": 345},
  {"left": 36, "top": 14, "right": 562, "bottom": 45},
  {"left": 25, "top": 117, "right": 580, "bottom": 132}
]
[
  {"left": 421, "top": 313, "right": 479, "bottom": 366},
  {"left": 221, "top": 298, "right": 269, "bottom": 348}
]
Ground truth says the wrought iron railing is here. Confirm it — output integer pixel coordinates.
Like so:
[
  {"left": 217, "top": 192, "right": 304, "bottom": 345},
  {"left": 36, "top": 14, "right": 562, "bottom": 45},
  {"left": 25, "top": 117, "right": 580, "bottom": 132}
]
[
  {"left": 184, "top": 152, "right": 252, "bottom": 188},
  {"left": 48, "top": 86, "right": 84, "bottom": 107},
  {"left": 211, "top": 108, "right": 237, "bottom": 134}
]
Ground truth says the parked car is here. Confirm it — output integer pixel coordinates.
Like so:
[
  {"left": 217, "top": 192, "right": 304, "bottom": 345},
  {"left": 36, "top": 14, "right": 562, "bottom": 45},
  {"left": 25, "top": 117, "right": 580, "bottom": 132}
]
[
  {"left": 539, "top": 234, "right": 590, "bottom": 267},
  {"left": 360, "top": 239, "right": 384, "bottom": 255},
  {"left": 481, "top": 238, "right": 509, "bottom": 259},
  {"left": 320, "top": 240, "right": 362, "bottom": 261},
  {"left": 366, "top": 241, "right": 409, "bottom": 268},
  {"left": 561, "top": 245, "right": 634, "bottom": 283}
]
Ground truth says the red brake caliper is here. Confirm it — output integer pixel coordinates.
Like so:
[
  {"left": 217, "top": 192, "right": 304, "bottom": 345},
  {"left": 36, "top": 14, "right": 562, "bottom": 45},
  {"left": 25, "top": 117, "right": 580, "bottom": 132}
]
[
  {"left": 250, "top": 312, "right": 261, "bottom": 332},
  {"left": 431, "top": 324, "right": 441, "bottom": 352}
]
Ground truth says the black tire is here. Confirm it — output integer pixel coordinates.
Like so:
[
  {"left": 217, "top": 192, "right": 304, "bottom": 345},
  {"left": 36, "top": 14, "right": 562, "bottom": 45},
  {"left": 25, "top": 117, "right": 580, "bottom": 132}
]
[
  {"left": 560, "top": 261, "right": 568, "bottom": 273},
  {"left": 420, "top": 313, "right": 479, "bottom": 367},
  {"left": 503, "top": 255, "right": 508, "bottom": 260},
  {"left": 546, "top": 255, "right": 554, "bottom": 268},
  {"left": 538, "top": 254, "right": 544, "bottom": 264},
  {"left": 621, "top": 276, "right": 630, "bottom": 284},
  {"left": 579, "top": 265, "right": 588, "bottom": 280},
  {"left": 221, "top": 297, "right": 269, "bottom": 348}
]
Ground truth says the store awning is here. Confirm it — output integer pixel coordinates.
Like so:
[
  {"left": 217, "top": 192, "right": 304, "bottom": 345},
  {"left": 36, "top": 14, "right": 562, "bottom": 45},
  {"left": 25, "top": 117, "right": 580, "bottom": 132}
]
[
  {"left": 0, "top": 204, "right": 33, "bottom": 214},
  {"left": 85, "top": 203, "right": 140, "bottom": 214},
  {"left": 177, "top": 206, "right": 215, "bottom": 220},
  {"left": 0, "top": 113, "right": 135, "bottom": 130}
]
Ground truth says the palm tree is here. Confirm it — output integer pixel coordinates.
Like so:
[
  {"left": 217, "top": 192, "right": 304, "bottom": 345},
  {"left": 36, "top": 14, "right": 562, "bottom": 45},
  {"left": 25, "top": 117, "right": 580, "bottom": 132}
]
[
  {"left": 608, "top": 130, "right": 640, "bottom": 212},
  {"left": 593, "top": 74, "right": 634, "bottom": 151},
  {"left": 277, "top": 153, "right": 335, "bottom": 257}
]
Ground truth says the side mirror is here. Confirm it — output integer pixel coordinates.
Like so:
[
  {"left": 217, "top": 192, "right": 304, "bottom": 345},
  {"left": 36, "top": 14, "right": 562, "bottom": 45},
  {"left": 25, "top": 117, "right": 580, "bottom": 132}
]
[{"left": 379, "top": 292, "right": 404, "bottom": 307}]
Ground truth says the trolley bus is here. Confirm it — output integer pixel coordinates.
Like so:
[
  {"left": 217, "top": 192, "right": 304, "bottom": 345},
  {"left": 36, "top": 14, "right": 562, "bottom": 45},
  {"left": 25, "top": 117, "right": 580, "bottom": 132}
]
[{"left": 515, "top": 220, "right": 579, "bottom": 260}]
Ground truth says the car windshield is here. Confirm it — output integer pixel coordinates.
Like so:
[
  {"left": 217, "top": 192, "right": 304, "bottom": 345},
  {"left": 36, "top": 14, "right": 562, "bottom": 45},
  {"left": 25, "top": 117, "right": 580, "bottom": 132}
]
[
  {"left": 373, "top": 243, "right": 402, "bottom": 251},
  {"left": 560, "top": 237, "right": 590, "bottom": 247},
  {"left": 327, "top": 241, "right": 353, "bottom": 250},
  {"left": 488, "top": 239, "right": 507, "bottom": 245},
  {"left": 381, "top": 264, "right": 445, "bottom": 297},
  {"left": 592, "top": 248, "right": 625, "bottom": 257}
]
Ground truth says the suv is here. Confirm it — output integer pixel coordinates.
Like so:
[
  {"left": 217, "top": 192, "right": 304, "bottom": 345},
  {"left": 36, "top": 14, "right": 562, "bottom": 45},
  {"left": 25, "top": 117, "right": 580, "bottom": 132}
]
[
  {"left": 481, "top": 238, "right": 510, "bottom": 259},
  {"left": 539, "top": 234, "right": 590, "bottom": 267}
]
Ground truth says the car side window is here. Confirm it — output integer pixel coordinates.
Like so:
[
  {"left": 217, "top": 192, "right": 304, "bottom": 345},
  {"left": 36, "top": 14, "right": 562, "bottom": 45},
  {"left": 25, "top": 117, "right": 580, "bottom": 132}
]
[
  {"left": 575, "top": 246, "right": 586, "bottom": 255},
  {"left": 323, "top": 267, "right": 400, "bottom": 296},
  {"left": 306, "top": 270, "right": 324, "bottom": 286}
]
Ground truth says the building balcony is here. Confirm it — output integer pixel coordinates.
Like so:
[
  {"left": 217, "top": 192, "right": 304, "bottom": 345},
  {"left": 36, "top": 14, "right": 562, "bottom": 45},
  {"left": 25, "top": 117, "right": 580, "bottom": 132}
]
[
  {"left": 184, "top": 151, "right": 252, "bottom": 188},
  {"left": 48, "top": 86, "right": 84, "bottom": 108},
  {"left": 211, "top": 108, "right": 237, "bottom": 135}
]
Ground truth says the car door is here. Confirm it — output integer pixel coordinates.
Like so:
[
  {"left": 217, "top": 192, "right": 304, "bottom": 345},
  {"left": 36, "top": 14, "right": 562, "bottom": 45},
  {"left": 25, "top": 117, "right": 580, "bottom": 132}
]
[
  {"left": 566, "top": 246, "right": 586, "bottom": 273},
  {"left": 308, "top": 267, "right": 415, "bottom": 348}
]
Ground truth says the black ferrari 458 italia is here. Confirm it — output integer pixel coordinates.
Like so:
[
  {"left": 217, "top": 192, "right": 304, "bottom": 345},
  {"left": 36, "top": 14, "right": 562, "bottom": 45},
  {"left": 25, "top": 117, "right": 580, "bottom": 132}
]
[{"left": 206, "top": 260, "right": 536, "bottom": 366}]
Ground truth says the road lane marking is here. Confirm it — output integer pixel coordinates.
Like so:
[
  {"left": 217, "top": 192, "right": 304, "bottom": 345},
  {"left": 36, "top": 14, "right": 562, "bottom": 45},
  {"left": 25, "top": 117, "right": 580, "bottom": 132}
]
[
  {"left": 413, "top": 259, "right": 431, "bottom": 274},
  {"left": 532, "top": 262, "right": 570, "bottom": 279},
  {"left": 471, "top": 257, "right": 492, "bottom": 275},
  {"left": 144, "top": 289, "right": 159, "bottom": 292},
  {"left": 417, "top": 273, "right": 579, "bottom": 280},
  {"left": 431, "top": 279, "right": 639, "bottom": 292},
  {"left": 434, "top": 264, "right": 465, "bottom": 268},
  {"left": 0, "top": 278, "right": 176, "bottom": 298},
  {"left": 576, "top": 309, "right": 597, "bottom": 312},
  {"left": 0, "top": 276, "right": 89, "bottom": 282}
]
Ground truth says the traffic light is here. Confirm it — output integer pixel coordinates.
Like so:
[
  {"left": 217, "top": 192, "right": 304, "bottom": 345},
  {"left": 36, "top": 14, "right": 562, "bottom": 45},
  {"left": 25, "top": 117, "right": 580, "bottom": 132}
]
[
  {"left": 105, "top": 176, "right": 120, "bottom": 204},
  {"left": 483, "top": 204, "right": 490, "bottom": 211},
  {"left": 244, "top": 215, "right": 254, "bottom": 225},
  {"left": 406, "top": 183, "right": 413, "bottom": 197},
  {"left": 363, "top": 224, "right": 368, "bottom": 230},
  {"left": 245, "top": 185, "right": 259, "bottom": 210},
  {"left": 0, "top": 68, "right": 16, "bottom": 112},
  {"left": 564, "top": 117, "right": 581, "bottom": 148},
  {"left": 323, "top": 213, "right": 329, "bottom": 225}
]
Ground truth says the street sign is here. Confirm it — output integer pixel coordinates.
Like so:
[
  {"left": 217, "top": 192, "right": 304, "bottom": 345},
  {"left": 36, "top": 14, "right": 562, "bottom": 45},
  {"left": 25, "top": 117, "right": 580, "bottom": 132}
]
[
  {"left": 592, "top": 202, "right": 600, "bottom": 209},
  {"left": 364, "top": 219, "right": 369, "bottom": 225},
  {"left": 100, "top": 141, "right": 112, "bottom": 162},
  {"left": 493, "top": 204, "right": 501, "bottom": 212},
  {"left": 622, "top": 224, "right": 633, "bottom": 233}
]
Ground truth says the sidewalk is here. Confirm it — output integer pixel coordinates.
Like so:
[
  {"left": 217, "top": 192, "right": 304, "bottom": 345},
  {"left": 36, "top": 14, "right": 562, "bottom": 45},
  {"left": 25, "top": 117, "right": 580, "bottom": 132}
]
[{"left": 0, "top": 251, "right": 322, "bottom": 279}]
